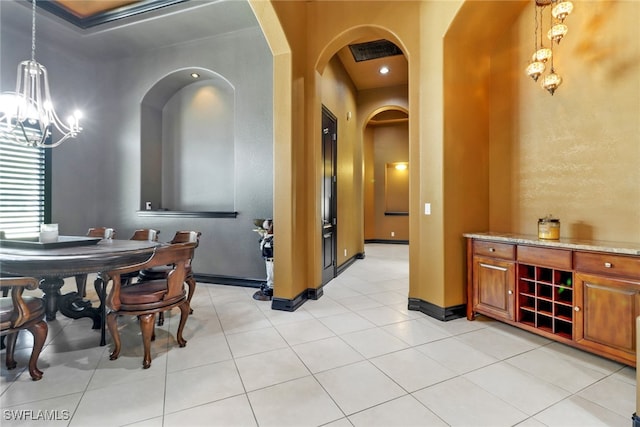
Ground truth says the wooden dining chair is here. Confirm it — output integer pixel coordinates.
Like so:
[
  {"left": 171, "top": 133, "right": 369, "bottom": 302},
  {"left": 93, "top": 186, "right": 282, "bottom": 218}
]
[
  {"left": 119, "top": 228, "right": 160, "bottom": 287},
  {"left": 0, "top": 276, "right": 48, "bottom": 380},
  {"left": 105, "top": 240, "right": 197, "bottom": 369},
  {"left": 75, "top": 227, "right": 116, "bottom": 297},
  {"left": 137, "top": 231, "right": 201, "bottom": 324}
]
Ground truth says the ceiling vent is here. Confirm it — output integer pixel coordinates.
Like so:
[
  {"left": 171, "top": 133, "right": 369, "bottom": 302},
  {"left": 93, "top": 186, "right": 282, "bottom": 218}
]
[{"left": 348, "top": 39, "right": 403, "bottom": 62}]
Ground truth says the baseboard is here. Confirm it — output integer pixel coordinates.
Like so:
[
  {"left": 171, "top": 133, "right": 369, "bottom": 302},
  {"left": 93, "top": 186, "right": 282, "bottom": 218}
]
[
  {"left": 272, "top": 286, "right": 323, "bottom": 311},
  {"left": 194, "top": 273, "right": 262, "bottom": 288},
  {"left": 196, "top": 274, "right": 324, "bottom": 312},
  {"left": 408, "top": 298, "right": 465, "bottom": 321},
  {"left": 364, "top": 239, "right": 409, "bottom": 245}
]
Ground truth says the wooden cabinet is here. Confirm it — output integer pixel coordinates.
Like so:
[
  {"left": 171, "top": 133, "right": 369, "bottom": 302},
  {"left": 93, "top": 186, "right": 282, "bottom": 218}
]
[
  {"left": 468, "top": 240, "right": 516, "bottom": 321},
  {"left": 466, "top": 235, "right": 640, "bottom": 366},
  {"left": 574, "top": 252, "right": 640, "bottom": 365}
]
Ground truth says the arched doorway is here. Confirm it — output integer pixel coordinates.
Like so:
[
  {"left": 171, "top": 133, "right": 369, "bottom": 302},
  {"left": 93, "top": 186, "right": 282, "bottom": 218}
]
[
  {"left": 363, "top": 107, "right": 409, "bottom": 244},
  {"left": 315, "top": 30, "right": 410, "bottom": 284}
]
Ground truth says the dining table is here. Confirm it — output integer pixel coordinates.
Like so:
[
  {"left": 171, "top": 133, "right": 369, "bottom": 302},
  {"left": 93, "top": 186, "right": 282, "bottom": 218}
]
[{"left": 0, "top": 237, "right": 159, "bottom": 346}]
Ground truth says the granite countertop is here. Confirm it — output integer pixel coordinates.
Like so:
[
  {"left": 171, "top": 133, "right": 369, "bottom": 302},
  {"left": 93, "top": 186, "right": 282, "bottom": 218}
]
[{"left": 463, "top": 232, "right": 640, "bottom": 256}]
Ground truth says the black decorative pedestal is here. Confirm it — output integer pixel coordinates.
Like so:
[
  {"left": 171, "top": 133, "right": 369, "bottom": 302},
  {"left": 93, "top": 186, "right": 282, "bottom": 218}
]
[{"left": 253, "top": 284, "right": 273, "bottom": 301}]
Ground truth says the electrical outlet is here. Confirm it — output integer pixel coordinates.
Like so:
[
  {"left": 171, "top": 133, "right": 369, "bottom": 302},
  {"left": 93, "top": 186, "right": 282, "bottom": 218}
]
[
  {"left": 344, "top": 249, "right": 347, "bottom": 257},
  {"left": 391, "top": 231, "right": 395, "bottom": 237}
]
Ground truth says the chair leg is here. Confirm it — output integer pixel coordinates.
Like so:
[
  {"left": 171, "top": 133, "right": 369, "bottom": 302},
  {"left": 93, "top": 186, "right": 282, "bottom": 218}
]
[
  {"left": 74, "top": 274, "right": 88, "bottom": 298},
  {"left": 138, "top": 313, "right": 155, "bottom": 369},
  {"left": 186, "top": 276, "right": 196, "bottom": 314},
  {"left": 26, "top": 320, "right": 47, "bottom": 381},
  {"left": 93, "top": 275, "right": 105, "bottom": 299},
  {"left": 4, "top": 332, "right": 18, "bottom": 370},
  {"left": 107, "top": 313, "right": 121, "bottom": 361},
  {"left": 175, "top": 301, "right": 190, "bottom": 348}
]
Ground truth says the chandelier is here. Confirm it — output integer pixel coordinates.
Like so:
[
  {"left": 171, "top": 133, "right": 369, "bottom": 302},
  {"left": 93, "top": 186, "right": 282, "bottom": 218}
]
[
  {"left": 0, "top": 0, "right": 82, "bottom": 148},
  {"left": 525, "top": 0, "right": 574, "bottom": 95}
]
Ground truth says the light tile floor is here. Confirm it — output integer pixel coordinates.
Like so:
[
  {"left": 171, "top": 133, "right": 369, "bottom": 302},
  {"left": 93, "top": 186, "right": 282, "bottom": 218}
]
[{"left": 1, "top": 244, "right": 636, "bottom": 426}]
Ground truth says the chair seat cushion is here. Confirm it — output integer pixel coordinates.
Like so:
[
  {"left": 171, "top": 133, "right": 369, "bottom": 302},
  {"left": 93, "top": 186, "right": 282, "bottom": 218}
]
[
  {"left": 119, "top": 280, "right": 185, "bottom": 305},
  {"left": 0, "top": 296, "right": 45, "bottom": 330}
]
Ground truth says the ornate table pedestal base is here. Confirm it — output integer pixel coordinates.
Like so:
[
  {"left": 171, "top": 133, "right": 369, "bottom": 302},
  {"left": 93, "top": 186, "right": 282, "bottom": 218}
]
[{"left": 39, "top": 277, "right": 66, "bottom": 321}]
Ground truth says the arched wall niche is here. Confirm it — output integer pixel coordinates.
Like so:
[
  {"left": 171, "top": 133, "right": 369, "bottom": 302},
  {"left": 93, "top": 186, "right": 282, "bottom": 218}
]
[{"left": 140, "top": 67, "right": 237, "bottom": 215}]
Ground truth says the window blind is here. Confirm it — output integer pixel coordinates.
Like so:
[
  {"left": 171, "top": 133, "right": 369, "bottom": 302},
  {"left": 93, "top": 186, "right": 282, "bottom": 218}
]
[{"left": 0, "top": 140, "right": 47, "bottom": 239}]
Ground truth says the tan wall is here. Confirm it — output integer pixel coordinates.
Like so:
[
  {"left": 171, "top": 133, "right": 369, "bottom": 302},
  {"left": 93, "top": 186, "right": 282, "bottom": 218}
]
[
  {"left": 415, "top": 0, "right": 465, "bottom": 307},
  {"left": 364, "top": 126, "right": 375, "bottom": 240},
  {"left": 490, "top": 0, "right": 640, "bottom": 243},
  {"left": 364, "top": 122, "right": 410, "bottom": 241},
  {"left": 252, "top": 0, "right": 639, "bottom": 310},
  {"left": 250, "top": 0, "right": 307, "bottom": 299},
  {"left": 442, "top": 0, "right": 639, "bottom": 308}
]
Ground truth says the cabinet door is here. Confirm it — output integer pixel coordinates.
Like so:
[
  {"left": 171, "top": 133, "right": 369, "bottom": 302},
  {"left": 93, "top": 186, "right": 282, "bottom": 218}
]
[
  {"left": 574, "top": 272, "right": 640, "bottom": 365},
  {"left": 473, "top": 256, "right": 515, "bottom": 321}
]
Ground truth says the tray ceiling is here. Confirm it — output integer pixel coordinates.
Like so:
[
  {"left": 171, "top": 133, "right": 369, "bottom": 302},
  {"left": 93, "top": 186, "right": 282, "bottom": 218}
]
[
  {"left": 38, "top": 0, "right": 188, "bottom": 29},
  {"left": 2, "top": 1, "right": 408, "bottom": 90}
]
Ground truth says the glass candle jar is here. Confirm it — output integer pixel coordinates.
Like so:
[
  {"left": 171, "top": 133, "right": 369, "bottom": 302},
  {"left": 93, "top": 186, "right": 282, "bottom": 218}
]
[
  {"left": 538, "top": 216, "right": 560, "bottom": 240},
  {"left": 39, "top": 223, "right": 59, "bottom": 243}
]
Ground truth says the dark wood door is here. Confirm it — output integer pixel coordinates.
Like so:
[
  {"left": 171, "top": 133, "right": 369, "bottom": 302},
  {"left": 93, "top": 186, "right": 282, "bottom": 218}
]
[{"left": 321, "top": 107, "right": 337, "bottom": 285}]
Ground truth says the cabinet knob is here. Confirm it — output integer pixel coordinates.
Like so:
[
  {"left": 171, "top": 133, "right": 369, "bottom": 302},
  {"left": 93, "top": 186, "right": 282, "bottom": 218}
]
[
  {"left": 574, "top": 306, "right": 581, "bottom": 312},
  {"left": 489, "top": 248, "right": 495, "bottom": 252},
  {"left": 508, "top": 290, "right": 513, "bottom": 295},
  {"left": 604, "top": 262, "right": 612, "bottom": 268}
]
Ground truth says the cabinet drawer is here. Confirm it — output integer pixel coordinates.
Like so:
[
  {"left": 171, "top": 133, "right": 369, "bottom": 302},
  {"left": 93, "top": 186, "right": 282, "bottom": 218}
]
[
  {"left": 473, "top": 241, "right": 515, "bottom": 260},
  {"left": 574, "top": 252, "right": 640, "bottom": 279},
  {"left": 517, "top": 245, "right": 572, "bottom": 270}
]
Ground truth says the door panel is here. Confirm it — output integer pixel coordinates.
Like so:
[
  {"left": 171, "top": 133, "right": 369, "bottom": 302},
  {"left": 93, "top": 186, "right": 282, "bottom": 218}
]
[
  {"left": 473, "top": 257, "right": 515, "bottom": 320},
  {"left": 574, "top": 272, "right": 639, "bottom": 364}
]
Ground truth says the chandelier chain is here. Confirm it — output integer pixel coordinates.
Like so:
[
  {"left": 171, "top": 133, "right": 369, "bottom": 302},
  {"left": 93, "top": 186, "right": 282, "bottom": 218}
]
[
  {"left": 536, "top": 5, "right": 542, "bottom": 51},
  {"left": 548, "top": 1, "right": 555, "bottom": 72},
  {"left": 31, "top": 0, "right": 36, "bottom": 62}
]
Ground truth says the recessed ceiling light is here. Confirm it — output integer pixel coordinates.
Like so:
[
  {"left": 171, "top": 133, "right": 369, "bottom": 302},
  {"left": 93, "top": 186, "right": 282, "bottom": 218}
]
[
  {"left": 379, "top": 66, "right": 390, "bottom": 75},
  {"left": 190, "top": 72, "right": 200, "bottom": 79}
]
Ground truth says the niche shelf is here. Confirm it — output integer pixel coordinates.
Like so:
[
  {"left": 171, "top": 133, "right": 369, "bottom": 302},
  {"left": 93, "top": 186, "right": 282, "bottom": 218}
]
[{"left": 136, "top": 210, "right": 237, "bottom": 218}]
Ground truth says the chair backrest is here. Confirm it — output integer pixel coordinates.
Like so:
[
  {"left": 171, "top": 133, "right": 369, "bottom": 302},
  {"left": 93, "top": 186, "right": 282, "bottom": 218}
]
[
  {"left": 130, "top": 228, "right": 160, "bottom": 242},
  {"left": 170, "top": 231, "right": 201, "bottom": 268},
  {"left": 106, "top": 241, "right": 197, "bottom": 310},
  {"left": 170, "top": 231, "right": 201, "bottom": 246},
  {"left": 86, "top": 227, "right": 115, "bottom": 239}
]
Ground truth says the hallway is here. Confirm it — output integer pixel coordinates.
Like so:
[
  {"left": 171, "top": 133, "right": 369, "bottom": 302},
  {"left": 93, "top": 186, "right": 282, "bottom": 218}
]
[{"left": 1, "top": 244, "right": 635, "bottom": 426}]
